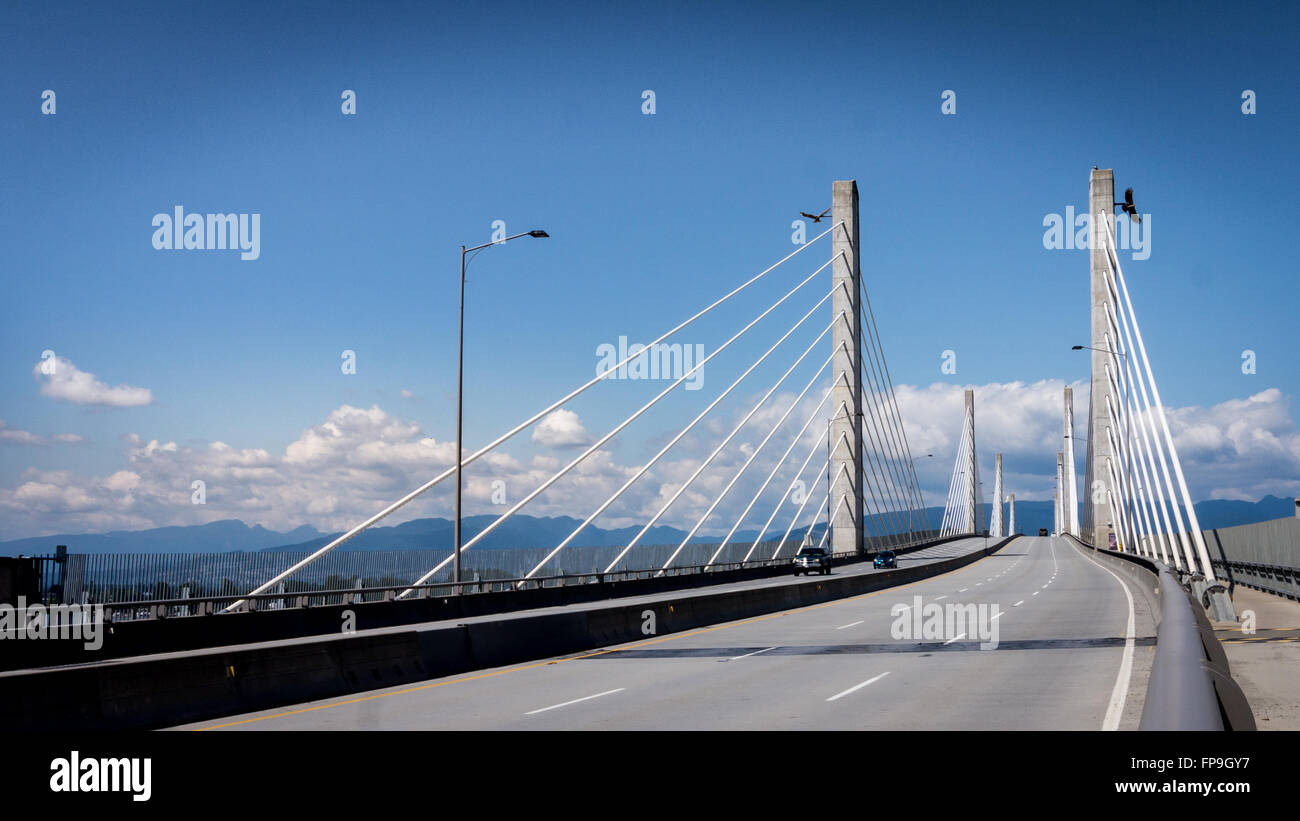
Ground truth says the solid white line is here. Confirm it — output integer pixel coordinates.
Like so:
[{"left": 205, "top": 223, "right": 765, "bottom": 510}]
[
  {"left": 1066, "top": 539, "right": 1136, "bottom": 732},
  {"left": 836, "top": 620, "right": 864, "bottom": 630},
  {"left": 729, "top": 646, "right": 777, "bottom": 660},
  {"left": 826, "top": 672, "right": 890, "bottom": 702},
  {"left": 525, "top": 688, "right": 625, "bottom": 715},
  {"left": 944, "top": 633, "right": 966, "bottom": 645}
]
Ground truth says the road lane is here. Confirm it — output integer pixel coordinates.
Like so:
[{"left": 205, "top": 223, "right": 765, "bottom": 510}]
[{"left": 178, "top": 536, "right": 1157, "bottom": 731}]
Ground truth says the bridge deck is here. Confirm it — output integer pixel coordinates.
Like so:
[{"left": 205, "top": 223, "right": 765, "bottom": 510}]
[{"left": 175, "top": 536, "right": 1158, "bottom": 731}]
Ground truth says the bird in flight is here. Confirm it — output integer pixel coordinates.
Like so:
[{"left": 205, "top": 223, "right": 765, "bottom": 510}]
[
  {"left": 800, "top": 208, "right": 831, "bottom": 223},
  {"left": 1118, "top": 187, "right": 1141, "bottom": 223}
]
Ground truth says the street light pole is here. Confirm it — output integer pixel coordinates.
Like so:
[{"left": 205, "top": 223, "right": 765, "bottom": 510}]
[
  {"left": 454, "top": 230, "right": 549, "bottom": 589},
  {"left": 455, "top": 245, "right": 466, "bottom": 588}
]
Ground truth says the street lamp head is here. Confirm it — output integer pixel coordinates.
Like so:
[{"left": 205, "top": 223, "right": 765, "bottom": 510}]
[
  {"left": 528, "top": 230, "right": 549, "bottom": 238},
  {"left": 1071, "top": 345, "right": 1084, "bottom": 350}
]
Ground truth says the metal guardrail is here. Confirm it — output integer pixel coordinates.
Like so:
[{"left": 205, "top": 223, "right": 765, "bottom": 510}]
[
  {"left": 1066, "top": 535, "right": 1254, "bottom": 731},
  {"left": 1209, "top": 557, "right": 1299, "bottom": 601},
  {"left": 46, "top": 546, "right": 903, "bottom": 623},
  {"left": 21, "top": 532, "right": 952, "bottom": 623}
]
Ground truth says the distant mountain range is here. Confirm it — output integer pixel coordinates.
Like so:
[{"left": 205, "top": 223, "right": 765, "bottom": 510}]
[
  {"left": 0, "top": 519, "right": 323, "bottom": 556},
  {"left": 2, "top": 496, "right": 1294, "bottom": 556}
]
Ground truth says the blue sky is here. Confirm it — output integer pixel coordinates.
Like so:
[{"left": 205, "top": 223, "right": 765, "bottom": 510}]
[{"left": 2, "top": 0, "right": 1298, "bottom": 540}]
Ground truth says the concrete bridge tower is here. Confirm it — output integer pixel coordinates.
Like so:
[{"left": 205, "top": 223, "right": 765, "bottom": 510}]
[
  {"left": 1084, "top": 168, "right": 1117, "bottom": 547},
  {"left": 831, "top": 181, "right": 865, "bottom": 555}
]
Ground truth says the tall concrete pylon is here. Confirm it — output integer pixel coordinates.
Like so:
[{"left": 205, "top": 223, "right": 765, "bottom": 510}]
[
  {"left": 1056, "top": 452, "right": 1065, "bottom": 535},
  {"left": 1063, "top": 387, "right": 1079, "bottom": 537},
  {"left": 964, "top": 390, "right": 977, "bottom": 534},
  {"left": 1007, "top": 493, "right": 1016, "bottom": 535},
  {"left": 1085, "top": 168, "right": 1117, "bottom": 548},
  {"left": 831, "top": 180, "right": 864, "bottom": 556},
  {"left": 990, "top": 453, "right": 1004, "bottom": 537}
]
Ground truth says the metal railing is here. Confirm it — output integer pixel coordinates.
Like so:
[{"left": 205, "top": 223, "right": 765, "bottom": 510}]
[
  {"left": 1066, "top": 534, "right": 1254, "bottom": 731},
  {"left": 1209, "top": 558, "right": 1299, "bottom": 602},
  {"left": 68, "top": 549, "right": 871, "bottom": 623}
]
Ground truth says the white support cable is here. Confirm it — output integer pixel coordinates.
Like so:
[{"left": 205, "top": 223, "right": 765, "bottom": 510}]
[
  {"left": 856, "top": 409, "right": 907, "bottom": 550},
  {"left": 856, "top": 401, "right": 908, "bottom": 548},
  {"left": 836, "top": 217, "right": 925, "bottom": 538},
  {"left": 941, "top": 425, "right": 967, "bottom": 537},
  {"left": 1111, "top": 383, "right": 1177, "bottom": 567},
  {"left": 857, "top": 370, "right": 916, "bottom": 543},
  {"left": 1106, "top": 303, "right": 1166, "bottom": 556},
  {"left": 857, "top": 326, "right": 921, "bottom": 538},
  {"left": 708, "top": 380, "right": 844, "bottom": 568},
  {"left": 771, "top": 436, "right": 848, "bottom": 560},
  {"left": 1104, "top": 459, "right": 1128, "bottom": 551},
  {"left": 1103, "top": 317, "right": 1163, "bottom": 562},
  {"left": 1109, "top": 478, "right": 1132, "bottom": 555},
  {"left": 1103, "top": 222, "right": 1216, "bottom": 581},
  {"left": 940, "top": 421, "right": 970, "bottom": 537},
  {"left": 855, "top": 334, "right": 914, "bottom": 534},
  {"left": 774, "top": 457, "right": 850, "bottom": 560},
  {"left": 684, "top": 405, "right": 838, "bottom": 570},
  {"left": 1128, "top": 458, "right": 1157, "bottom": 561},
  {"left": 1128, "top": 465, "right": 1159, "bottom": 561},
  {"left": 859, "top": 333, "right": 924, "bottom": 539},
  {"left": 226, "top": 224, "right": 841, "bottom": 612},
  {"left": 946, "top": 421, "right": 972, "bottom": 536},
  {"left": 1107, "top": 371, "right": 1180, "bottom": 571},
  {"left": 816, "top": 491, "right": 849, "bottom": 552},
  {"left": 848, "top": 228, "right": 928, "bottom": 525},
  {"left": 399, "top": 253, "right": 837, "bottom": 596},
  {"left": 622, "top": 347, "right": 842, "bottom": 574},
  {"left": 1103, "top": 438, "right": 1131, "bottom": 549},
  {"left": 1131, "top": 448, "right": 1161, "bottom": 561},
  {"left": 1105, "top": 298, "right": 1195, "bottom": 572},
  {"left": 519, "top": 285, "right": 844, "bottom": 581},
  {"left": 849, "top": 379, "right": 904, "bottom": 544},
  {"left": 740, "top": 399, "right": 849, "bottom": 564},
  {"left": 1105, "top": 294, "right": 1198, "bottom": 575},
  {"left": 1104, "top": 353, "right": 1162, "bottom": 563},
  {"left": 1103, "top": 405, "right": 1140, "bottom": 555},
  {"left": 1104, "top": 487, "right": 1125, "bottom": 552},
  {"left": 1101, "top": 365, "right": 1141, "bottom": 550}
]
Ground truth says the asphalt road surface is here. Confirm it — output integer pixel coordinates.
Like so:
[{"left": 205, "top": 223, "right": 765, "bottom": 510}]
[{"left": 178, "top": 536, "right": 1157, "bottom": 731}]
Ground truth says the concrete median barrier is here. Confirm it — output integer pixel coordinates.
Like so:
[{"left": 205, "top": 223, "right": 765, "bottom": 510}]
[{"left": 0, "top": 535, "right": 1015, "bottom": 731}]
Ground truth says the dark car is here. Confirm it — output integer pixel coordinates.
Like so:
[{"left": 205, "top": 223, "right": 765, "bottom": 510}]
[
  {"left": 1038, "top": 528, "right": 1049, "bottom": 536},
  {"left": 874, "top": 550, "right": 897, "bottom": 569},
  {"left": 793, "top": 547, "right": 831, "bottom": 576}
]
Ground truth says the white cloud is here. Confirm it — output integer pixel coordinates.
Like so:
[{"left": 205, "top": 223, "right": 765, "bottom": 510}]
[
  {"left": 0, "top": 418, "right": 84, "bottom": 446},
  {"left": 1, "top": 383, "right": 1296, "bottom": 542},
  {"left": 532, "top": 409, "right": 592, "bottom": 448},
  {"left": 1164, "top": 388, "right": 1300, "bottom": 501},
  {"left": 32, "top": 357, "right": 152, "bottom": 407}
]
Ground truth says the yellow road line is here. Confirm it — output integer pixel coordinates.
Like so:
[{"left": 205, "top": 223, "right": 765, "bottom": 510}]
[{"left": 192, "top": 542, "right": 1008, "bottom": 731}]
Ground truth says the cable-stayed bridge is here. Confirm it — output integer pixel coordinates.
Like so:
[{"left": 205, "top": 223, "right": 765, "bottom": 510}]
[{"left": 0, "top": 172, "right": 1274, "bottom": 732}]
